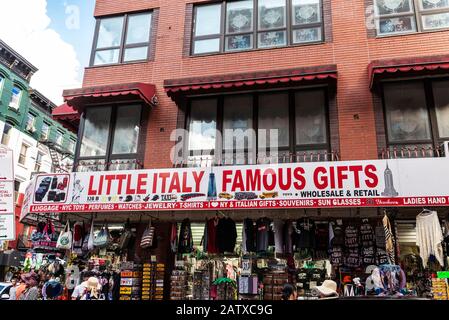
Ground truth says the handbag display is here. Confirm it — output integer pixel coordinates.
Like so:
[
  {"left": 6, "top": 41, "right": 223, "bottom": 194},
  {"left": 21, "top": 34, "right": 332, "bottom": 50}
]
[
  {"left": 118, "top": 219, "right": 133, "bottom": 250},
  {"left": 56, "top": 221, "right": 73, "bottom": 250},
  {"left": 140, "top": 221, "right": 155, "bottom": 249},
  {"left": 72, "top": 221, "right": 84, "bottom": 254},
  {"left": 94, "top": 224, "right": 111, "bottom": 248}
]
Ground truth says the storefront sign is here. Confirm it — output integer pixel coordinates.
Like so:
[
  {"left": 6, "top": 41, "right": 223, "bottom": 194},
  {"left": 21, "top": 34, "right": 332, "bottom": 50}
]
[
  {"left": 20, "top": 152, "right": 449, "bottom": 217},
  {"left": 0, "top": 214, "right": 15, "bottom": 241}
]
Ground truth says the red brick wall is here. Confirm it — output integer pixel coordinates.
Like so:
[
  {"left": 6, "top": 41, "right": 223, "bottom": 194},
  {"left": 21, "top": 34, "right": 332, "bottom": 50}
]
[{"left": 85, "top": 0, "right": 449, "bottom": 167}]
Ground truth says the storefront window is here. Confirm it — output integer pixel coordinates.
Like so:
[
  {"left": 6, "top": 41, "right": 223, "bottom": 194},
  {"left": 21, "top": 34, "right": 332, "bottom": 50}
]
[
  {"left": 384, "top": 82, "right": 431, "bottom": 143},
  {"left": 112, "top": 105, "right": 141, "bottom": 154},
  {"left": 295, "top": 90, "right": 327, "bottom": 147},
  {"left": 433, "top": 80, "right": 449, "bottom": 139},
  {"left": 188, "top": 99, "right": 217, "bottom": 154},
  {"left": 92, "top": 12, "right": 153, "bottom": 66},
  {"left": 186, "top": 88, "right": 330, "bottom": 165},
  {"left": 382, "top": 79, "right": 449, "bottom": 156},
  {"left": 77, "top": 104, "right": 142, "bottom": 171},
  {"left": 192, "top": 0, "right": 324, "bottom": 55},
  {"left": 374, "top": 0, "right": 449, "bottom": 35},
  {"left": 80, "top": 107, "right": 112, "bottom": 157}
]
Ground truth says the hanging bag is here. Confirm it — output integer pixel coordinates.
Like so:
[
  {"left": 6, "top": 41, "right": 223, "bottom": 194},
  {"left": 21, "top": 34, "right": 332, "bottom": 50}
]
[
  {"left": 57, "top": 221, "right": 73, "bottom": 250},
  {"left": 87, "top": 220, "right": 95, "bottom": 251},
  {"left": 72, "top": 221, "right": 84, "bottom": 254},
  {"left": 118, "top": 219, "right": 133, "bottom": 250},
  {"left": 140, "top": 221, "right": 155, "bottom": 249},
  {"left": 94, "top": 223, "right": 110, "bottom": 248}
]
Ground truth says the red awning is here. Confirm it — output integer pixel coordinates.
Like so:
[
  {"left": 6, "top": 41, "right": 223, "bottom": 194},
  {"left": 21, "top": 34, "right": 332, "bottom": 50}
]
[
  {"left": 52, "top": 103, "right": 79, "bottom": 132},
  {"left": 164, "top": 65, "right": 337, "bottom": 99},
  {"left": 369, "top": 54, "right": 449, "bottom": 88},
  {"left": 63, "top": 82, "right": 158, "bottom": 112}
]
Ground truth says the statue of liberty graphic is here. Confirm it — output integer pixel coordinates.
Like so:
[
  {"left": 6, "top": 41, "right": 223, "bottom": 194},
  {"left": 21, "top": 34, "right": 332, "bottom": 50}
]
[{"left": 381, "top": 162, "right": 399, "bottom": 197}]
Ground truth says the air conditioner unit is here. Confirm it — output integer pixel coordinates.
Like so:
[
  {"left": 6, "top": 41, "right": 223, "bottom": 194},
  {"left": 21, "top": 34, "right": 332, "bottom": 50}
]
[{"left": 26, "top": 124, "right": 36, "bottom": 133}]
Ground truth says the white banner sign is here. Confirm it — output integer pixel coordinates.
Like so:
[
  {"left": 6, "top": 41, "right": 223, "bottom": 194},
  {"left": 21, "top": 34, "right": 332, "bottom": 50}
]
[
  {"left": 19, "top": 148, "right": 449, "bottom": 217},
  {"left": 0, "top": 214, "right": 15, "bottom": 241}
]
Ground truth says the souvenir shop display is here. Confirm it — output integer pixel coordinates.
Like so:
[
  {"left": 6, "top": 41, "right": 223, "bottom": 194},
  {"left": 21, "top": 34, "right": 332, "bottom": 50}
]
[
  {"left": 170, "top": 269, "right": 189, "bottom": 300},
  {"left": 119, "top": 262, "right": 142, "bottom": 300},
  {"left": 431, "top": 277, "right": 448, "bottom": 300},
  {"left": 141, "top": 261, "right": 165, "bottom": 300}
]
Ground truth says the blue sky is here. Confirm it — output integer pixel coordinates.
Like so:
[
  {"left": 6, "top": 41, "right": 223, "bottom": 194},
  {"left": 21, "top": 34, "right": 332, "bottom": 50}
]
[
  {"left": 47, "top": 0, "right": 96, "bottom": 80},
  {"left": 0, "top": 0, "right": 97, "bottom": 104}
]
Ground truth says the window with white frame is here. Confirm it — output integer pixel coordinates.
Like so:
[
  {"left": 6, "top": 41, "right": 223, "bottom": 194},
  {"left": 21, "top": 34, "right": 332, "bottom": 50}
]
[
  {"left": 18, "top": 144, "right": 28, "bottom": 165},
  {"left": 192, "top": 0, "right": 324, "bottom": 55},
  {"left": 41, "top": 122, "right": 50, "bottom": 140},
  {"left": 25, "top": 113, "right": 36, "bottom": 132},
  {"left": 91, "top": 12, "right": 153, "bottom": 66},
  {"left": 56, "top": 130, "right": 64, "bottom": 146},
  {"left": 374, "top": 0, "right": 449, "bottom": 35},
  {"left": 9, "top": 86, "right": 22, "bottom": 110},
  {"left": 34, "top": 152, "right": 44, "bottom": 172}
]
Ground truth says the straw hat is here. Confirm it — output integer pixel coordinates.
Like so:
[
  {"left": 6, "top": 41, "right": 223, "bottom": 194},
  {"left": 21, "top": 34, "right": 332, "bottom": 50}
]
[{"left": 312, "top": 280, "right": 338, "bottom": 297}]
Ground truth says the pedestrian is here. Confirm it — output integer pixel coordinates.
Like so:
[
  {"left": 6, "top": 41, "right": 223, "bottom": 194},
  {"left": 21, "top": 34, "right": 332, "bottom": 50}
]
[
  {"left": 71, "top": 271, "right": 91, "bottom": 300},
  {"left": 8, "top": 277, "right": 19, "bottom": 300},
  {"left": 281, "top": 283, "right": 298, "bottom": 301},
  {"left": 80, "top": 277, "right": 102, "bottom": 300},
  {"left": 15, "top": 275, "right": 27, "bottom": 300},
  {"left": 19, "top": 272, "right": 40, "bottom": 300},
  {"left": 42, "top": 276, "right": 63, "bottom": 300}
]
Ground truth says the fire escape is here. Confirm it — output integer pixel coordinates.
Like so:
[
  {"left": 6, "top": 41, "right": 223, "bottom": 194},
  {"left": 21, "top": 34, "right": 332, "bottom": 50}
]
[{"left": 38, "top": 139, "right": 73, "bottom": 173}]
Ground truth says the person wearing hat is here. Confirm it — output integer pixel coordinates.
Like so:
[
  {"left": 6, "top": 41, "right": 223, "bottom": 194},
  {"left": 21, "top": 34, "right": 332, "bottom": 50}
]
[
  {"left": 71, "top": 271, "right": 91, "bottom": 300},
  {"left": 80, "top": 277, "right": 102, "bottom": 300},
  {"left": 19, "top": 272, "right": 40, "bottom": 300},
  {"left": 42, "top": 276, "right": 63, "bottom": 300},
  {"left": 311, "top": 280, "right": 339, "bottom": 299},
  {"left": 281, "top": 284, "right": 298, "bottom": 301}
]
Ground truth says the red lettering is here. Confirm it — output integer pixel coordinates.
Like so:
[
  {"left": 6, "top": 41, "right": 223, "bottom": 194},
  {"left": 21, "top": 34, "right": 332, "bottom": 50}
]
[
  {"left": 293, "top": 167, "right": 306, "bottom": 190},
  {"left": 349, "top": 166, "right": 363, "bottom": 188},
  {"left": 262, "top": 169, "right": 276, "bottom": 191},
  {"left": 104, "top": 175, "right": 115, "bottom": 195},
  {"left": 168, "top": 172, "right": 180, "bottom": 193},
  {"left": 232, "top": 170, "right": 245, "bottom": 192},
  {"left": 314, "top": 167, "right": 327, "bottom": 190},
  {"left": 88, "top": 176, "right": 97, "bottom": 196},
  {"left": 159, "top": 173, "right": 170, "bottom": 193},
  {"left": 222, "top": 170, "right": 232, "bottom": 193},
  {"left": 115, "top": 174, "right": 127, "bottom": 194},
  {"left": 329, "top": 166, "right": 335, "bottom": 189},
  {"left": 98, "top": 175, "right": 104, "bottom": 195},
  {"left": 126, "top": 174, "right": 136, "bottom": 194},
  {"left": 337, "top": 166, "right": 348, "bottom": 189},
  {"left": 246, "top": 169, "right": 261, "bottom": 191},
  {"left": 137, "top": 174, "right": 147, "bottom": 194},
  {"left": 182, "top": 172, "right": 192, "bottom": 193},
  {"left": 365, "top": 165, "right": 378, "bottom": 188},
  {"left": 278, "top": 168, "right": 291, "bottom": 191},
  {"left": 192, "top": 171, "right": 205, "bottom": 193},
  {"left": 152, "top": 173, "right": 157, "bottom": 193}
]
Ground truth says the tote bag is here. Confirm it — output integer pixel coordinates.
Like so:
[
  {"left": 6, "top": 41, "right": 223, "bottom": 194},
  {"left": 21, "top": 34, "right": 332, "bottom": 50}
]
[
  {"left": 140, "top": 222, "right": 155, "bottom": 249},
  {"left": 57, "top": 221, "right": 73, "bottom": 250},
  {"left": 94, "top": 224, "right": 110, "bottom": 248}
]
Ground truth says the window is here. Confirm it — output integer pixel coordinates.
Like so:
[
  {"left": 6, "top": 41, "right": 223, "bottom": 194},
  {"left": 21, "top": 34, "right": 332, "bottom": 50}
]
[
  {"left": 78, "top": 104, "right": 142, "bottom": 171},
  {"left": 374, "top": 0, "right": 449, "bottom": 35},
  {"left": 55, "top": 131, "right": 64, "bottom": 146},
  {"left": 92, "top": 12, "right": 153, "bottom": 66},
  {"left": 186, "top": 89, "right": 329, "bottom": 165},
  {"left": 34, "top": 152, "right": 43, "bottom": 172},
  {"left": 382, "top": 79, "right": 449, "bottom": 156},
  {"left": 41, "top": 122, "right": 50, "bottom": 140},
  {"left": 18, "top": 144, "right": 28, "bottom": 165},
  {"left": 9, "top": 86, "right": 22, "bottom": 110},
  {"left": 25, "top": 113, "right": 36, "bottom": 132},
  {"left": 68, "top": 139, "right": 76, "bottom": 154},
  {"left": 0, "top": 75, "right": 4, "bottom": 91},
  {"left": 192, "top": 0, "right": 324, "bottom": 55},
  {"left": 1, "top": 123, "right": 12, "bottom": 146},
  {"left": 14, "top": 180, "right": 20, "bottom": 203}
]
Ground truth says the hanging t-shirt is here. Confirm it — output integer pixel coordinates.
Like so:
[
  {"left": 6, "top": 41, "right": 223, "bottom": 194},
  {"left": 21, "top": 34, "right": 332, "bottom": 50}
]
[
  {"left": 375, "top": 225, "right": 386, "bottom": 249},
  {"left": 344, "top": 225, "right": 359, "bottom": 249},
  {"left": 243, "top": 218, "right": 256, "bottom": 253},
  {"left": 331, "top": 223, "right": 345, "bottom": 247},
  {"left": 360, "top": 219, "right": 375, "bottom": 247},
  {"left": 178, "top": 218, "right": 193, "bottom": 254},
  {"left": 273, "top": 220, "right": 284, "bottom": 254},
  {"left": 256, "top": 218, "right": 271, "bottom": 253},
  {"left": 283, "top": 220, "right": 294, "bottom": 255},
  {"left": 361, "top": 246, "right": 376, "bottom": 265},
  {"left": 217, "top": 217, "right": 237, "bottom": 253},
  {"left": 376, "top": 248, "right": 389, "bottom": 265},
  {"left": 330, "top": 246, "right": 343, "bottom": 267},
  {"left": 206, "top": 218, "right": 219, "bottom": 254},
  {"left": 295, "top": 218, "right": 316, "bottom": 249},
  {"left": 345, "top": 248, "right": 361, "bottom": 268}
]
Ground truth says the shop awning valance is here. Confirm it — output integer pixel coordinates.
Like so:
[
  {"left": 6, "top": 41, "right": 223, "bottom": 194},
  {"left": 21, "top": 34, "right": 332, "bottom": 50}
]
[
  {"left": 369, "top": 54, "right": 449, "bottom": 89},
  {"left": 52, "top": 103, "right": 79, "bottom": 132},
  {"left": 62, "top": 82, "right": 158, "bottom": 112},
  {"left": 164, "top": 65, "right": 337, "bottom": 100}
]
